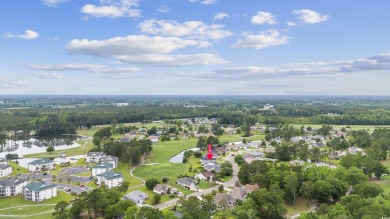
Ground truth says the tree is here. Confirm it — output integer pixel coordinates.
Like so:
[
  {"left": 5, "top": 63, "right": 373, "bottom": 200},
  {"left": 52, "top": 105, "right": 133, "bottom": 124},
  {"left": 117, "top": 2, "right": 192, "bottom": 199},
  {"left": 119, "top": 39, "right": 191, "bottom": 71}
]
[
  {"left": 124, "top": 206, "right": 139, "bottom": 219},
  {"left": 153, "top": 194, "right": 161, "bottom": 205},
  {"left": 46, "top": 145, "right": 55, "bottom": 153},
  {"left": 69, "top": 200, "right": 85, "bottom": 219},
  {"left": 52, "top": 201, "right": 69, "bottom": 219},
  {"left": 138, "top": 206, "right": 163, "bottom": 219},
  {"left": 105, "top": 200, "right": 134, "bottom": 219},
  {"left": 314, "top": 180, "right": 333, "bottom": 203},
  {"left": 197, "top": 137, "right": 207, "bottom": 150},
  {"left": 118, "top": 181, "right": 130, "bottom": 193},
  {"left": 353, "top": 182, "right": 383, "bottom": 198},
  {"left": 346, "top": 167, "right": 368, "bottom": 186},
  {"left": 163, "top": 211, "right": 178, "bottom": 219},
  {"left": 300, "top": 181, "right": 315, "bottom": 207},
  {"left": 234, "top": 155, "right": 245, "bottom": 165},
  {"left": 218, "top": 184, "right": 224, "bottom": 192},
  {"left": 179, "top": 196, "right": 211, "bottom": 219},
  {"left": 145, "top": 178, "right": 159, "bottom": 190},
  {"left": 284, "top": 172, "right": 298, "bottom": 209}
]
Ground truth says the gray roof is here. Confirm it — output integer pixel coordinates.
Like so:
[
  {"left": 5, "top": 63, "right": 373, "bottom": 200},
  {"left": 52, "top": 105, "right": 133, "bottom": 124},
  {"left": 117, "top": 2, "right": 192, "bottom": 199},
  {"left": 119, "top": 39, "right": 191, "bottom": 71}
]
[
  {"left": 24, "top": 181, "right": 56, "bottom": 192},
  {"left": 153, "top": 184, "right": 169, "bottom": 192},
  {"left": 0, "top": 164, "right": 11, "bottom": 170},
  {"left": 176, "top": 177, "right": 197, "bottom": 187},
  {"left": 214, "top": 193, "right": 236, "bottom": 205},
  {"left": 0, "top": 179, "right": 26, "bottom": 187},
  {"left": 100, "top": 155, "right": 118, "bottom": 163},
  {"left": 28, "top": 158, "right": 53, "bottom": 166},
  {"left": 97, "top": 171, "right": 123, "bottom": 180},
  {"left": 124, "top": 190, "right": 149, "bottom": 203},
  {"left": 92, "top": 162, "right": 113, "bottom": 169},
  {"left": 87, "top": 152, "right": 107, "bottom": 157}
]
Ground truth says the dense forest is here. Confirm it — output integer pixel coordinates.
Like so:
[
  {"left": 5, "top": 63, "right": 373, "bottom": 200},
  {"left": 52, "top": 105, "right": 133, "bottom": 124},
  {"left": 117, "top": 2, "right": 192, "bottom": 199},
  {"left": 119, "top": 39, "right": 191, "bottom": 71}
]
[{"left": 2, "top": 95, "right": 390, "bottom": 136}]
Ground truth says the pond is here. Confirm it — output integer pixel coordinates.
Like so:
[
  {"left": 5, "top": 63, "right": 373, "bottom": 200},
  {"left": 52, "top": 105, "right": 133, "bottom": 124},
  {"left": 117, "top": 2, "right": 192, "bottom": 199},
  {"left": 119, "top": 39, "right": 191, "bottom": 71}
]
[
  {"left": 0, "top": 135, "right": 84, "bottom": 158},
  {"left": 169, "top": 148, "right": 199, "bottom": 163}
]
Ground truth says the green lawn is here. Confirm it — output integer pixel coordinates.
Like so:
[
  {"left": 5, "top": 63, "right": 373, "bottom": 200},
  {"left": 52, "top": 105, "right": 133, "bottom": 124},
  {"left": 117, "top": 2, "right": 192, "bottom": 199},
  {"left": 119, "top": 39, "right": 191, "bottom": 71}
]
[
  {"left": 285, "top": 197, "right": 313, "bottom": 218},
  {"left": 77, "top": 129, "right": 98, "bottom": 137},
  {"left": 0, "top": 191, "right": 73, "bottom": 215},
  {"left": 8, "top": 161, "right": 29, "bottom": 176},
  {"left": 289, "top": 124, "right": 390, "bottom": 132},
  {"left": 219, "top": 134, "right": 265, "bottom": 143},
  {"left": 146, "top": 139, "right": 198, "bottom": 164},
  {"left": 115, "top": 162, "right": 144, "bottom": 189}
]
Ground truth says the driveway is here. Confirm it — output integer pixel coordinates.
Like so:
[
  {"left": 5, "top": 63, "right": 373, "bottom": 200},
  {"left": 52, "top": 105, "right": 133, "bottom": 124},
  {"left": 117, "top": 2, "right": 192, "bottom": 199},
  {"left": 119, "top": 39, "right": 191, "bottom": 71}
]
[{"left": 56, "top": 183, "right": 90, "bottom": 194}]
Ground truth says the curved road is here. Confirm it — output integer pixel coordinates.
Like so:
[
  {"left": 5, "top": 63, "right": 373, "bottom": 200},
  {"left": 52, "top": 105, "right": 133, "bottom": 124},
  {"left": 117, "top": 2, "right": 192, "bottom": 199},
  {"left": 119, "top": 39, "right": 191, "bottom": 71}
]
[
  {"left": 156, "top": 154, "right": 239, "bottom": 210},
  {"left": 128, "top": 167, "right": 146, "bottom": 189}
]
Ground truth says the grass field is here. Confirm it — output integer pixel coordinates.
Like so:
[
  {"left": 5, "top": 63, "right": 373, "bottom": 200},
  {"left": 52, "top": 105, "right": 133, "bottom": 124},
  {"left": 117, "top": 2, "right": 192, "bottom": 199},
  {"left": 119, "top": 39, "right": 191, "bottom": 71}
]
[
  {"left": 0, "top": 191, "right": 74, "bottom": 218},
  {"left": 219, "top": 134, "right": 265, "bottom": 143},
  {"left": 8, "top": 160, "right": 30, "bottom": 176},
  {"left": 374, "top": 159, "right": 390, "bottom": 193},
  {"left": 290, "top": 124, "right": 390, "bottom": 132}
]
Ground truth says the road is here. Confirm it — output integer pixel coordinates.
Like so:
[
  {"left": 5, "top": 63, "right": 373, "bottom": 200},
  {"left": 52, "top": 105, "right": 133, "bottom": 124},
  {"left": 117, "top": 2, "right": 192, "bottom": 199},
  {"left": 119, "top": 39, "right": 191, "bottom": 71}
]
[{"left": 156, "top": 154, "right": 239, "bottom": 210}]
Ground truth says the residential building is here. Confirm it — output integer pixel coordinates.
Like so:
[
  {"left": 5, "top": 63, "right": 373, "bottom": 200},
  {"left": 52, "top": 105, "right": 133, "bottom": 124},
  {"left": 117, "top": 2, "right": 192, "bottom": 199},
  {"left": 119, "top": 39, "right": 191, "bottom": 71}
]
[
  {"left": 153, "top": 184, "right": 170, "bottom": 194},
  {"left": 92, "top": 162, "right": 114, "bottom": 177},
  {"left": 85, "top": 152, "right": 107, "bottom": 163},
  {"left": 0, "top": 164, "right": 12, "bottom": 177},
  {"left": 0, "top": 179, "right": 27, "bottom": 197},
  {"left": 124, "top": 190, "right": 149, "bottom": 205},
  {"left": 23, "top": 181, "right": 57, "bottom": 202},
  {"left": 231, "top": 187, "right": 247, "bottom": 201},
  {"left": 100, "top": 155, "right": 119, "bottom": 168},
  {"left": 0, "top": 158, "right": 7, "bottom": 165},
  {"left": 28, "top": 158, "right": 54, "bottom": 172},
  {"left": 214, "top": 193, "right": 236, "bottom": 207},
  {"left": 195, "top": 171, "right": 214, "bottom": 181},
  {"left": 96, "top": 171, "right": 124, "bottom": 189},
  {"left": 176, "top": 177, "right": 197, "bottom": 190}
]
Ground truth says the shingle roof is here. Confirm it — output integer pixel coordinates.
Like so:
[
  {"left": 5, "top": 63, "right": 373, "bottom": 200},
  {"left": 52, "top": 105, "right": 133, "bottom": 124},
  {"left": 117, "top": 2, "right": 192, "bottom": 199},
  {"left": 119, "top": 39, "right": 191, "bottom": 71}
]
[
  {"left": 92, "top": 162, "right": 113, "bottom": 169},
  {"left": 125, "top": 190, "right": 149, "bottom": 203},
  {"left": 28, "top": 158, "right": 53, "bottom": 165},
  {"left": 0, "top": 179, "right": 26, "bottom": 187},
  {"left": 97, "top": 171, "right": 123, "bottom": 180},
  {"left": 0, "top": 164, "right": 11, "bottom": 170},
  {"left": 24, "top": 181, "right": 56, "bottom": 192},
  {"left": 176, "top": 177, "right": 197, "bottom": 187}
]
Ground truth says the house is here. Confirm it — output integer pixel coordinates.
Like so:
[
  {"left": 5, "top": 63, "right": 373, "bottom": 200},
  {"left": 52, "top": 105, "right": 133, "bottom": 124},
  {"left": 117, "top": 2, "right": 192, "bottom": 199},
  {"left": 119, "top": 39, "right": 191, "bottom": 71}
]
[
  {"left": 92, "top": 162, "right": 114, "bottom": 177},
  {"left": 214, "top": 147, "right": 227, "bottom": 154},
  {"left": 153, "top": 184, "right": 170, "bottom": 194},
  {"left": 176, "top": 177, "right": 197, "bottom": 190},
  {"left": 148, "top": 135, "right": 160, "bottom": 143},
  {"left": 0, "top": 164, "right": 12, "bottom": 177},
  {"left": 227, "top": 144, "right": 239, "bottom": 151},
  {"left": 23, "top": 181, "right": 57, "bottom": 202},
  {"left": 250, "top": 151, "right": 265, "bottom": 158},
  {"left": 0, "top": 179, "right": 27, "bottom": 197},
  {"left": 119, "top": 137, "right": 130, "bottom": 143},
  {"left": 85, "top": 152, "right": 107, "bottom": 163},
  {"left": 203, "top": 162, "right": 221, "bottom": 172},
  {"left": 248, "top": 142, "right": 260, "bottom": 148},
  {"left": 96, "top": 171, "right": 124, "bottom": 189},
  {"left": 194, "top": 171, "right": 214, "bottom": 181},
  {"left": 124, "top": 190, "right": 149, "bottom": 205},
  {"left": 100, "top": 155, "right": 119, "bottom": 168},
  {"left": 349, "top": 146, "right": 364, "bottom": 155},
  {"left": 28, "top": 158, "right": 54, "bottom": 172},
  {"left": 0, "top": 158, "right": 7, "bottom": 165},
  {"left": 214, "top": 193, "right": 236, "bottom": 207},
  {"left": 264, "top": 146, "right": 276, "bottom": 153},
  {"left": 231, "top": 187, "right": 247, "bottom": 201}
]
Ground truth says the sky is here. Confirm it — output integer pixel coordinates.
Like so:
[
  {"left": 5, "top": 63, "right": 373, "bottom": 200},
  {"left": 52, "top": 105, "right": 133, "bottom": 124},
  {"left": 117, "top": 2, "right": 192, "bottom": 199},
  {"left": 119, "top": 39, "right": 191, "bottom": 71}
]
[{"left": 1, "top": 0, "right": 390, "bottom": 95}]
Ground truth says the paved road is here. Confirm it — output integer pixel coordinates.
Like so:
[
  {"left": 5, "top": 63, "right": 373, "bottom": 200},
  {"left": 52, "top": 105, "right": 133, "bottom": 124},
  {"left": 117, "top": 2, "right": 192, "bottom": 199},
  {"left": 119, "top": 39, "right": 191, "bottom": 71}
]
[
  {"left": 128, "top": 167, "right": 146, "bottom": 189},
  {"left": 55, "top": 182, "right": 89, "bottom": 194},
  {"left": 156, "top": 154, "right": 239, "bottom": 210}
]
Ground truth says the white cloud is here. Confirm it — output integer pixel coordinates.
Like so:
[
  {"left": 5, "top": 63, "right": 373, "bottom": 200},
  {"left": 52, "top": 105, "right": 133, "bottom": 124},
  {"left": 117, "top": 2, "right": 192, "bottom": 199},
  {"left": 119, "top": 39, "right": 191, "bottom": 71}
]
[
  {"left": 81, "top": 0, "right": 140, "bottom": 18},
  {"left": 0, "top": 80, "right": 31, "bottom": 88},
  {"left": 213, "top": 12, "right": 229, "bottom": 20},
  {"left": 30, "top": 63, "right": 141, "bottom": 74},
  {"left": 189, "top": 0, "right": 217, "bottom": 5},
  {"left": 287, "top": 22, "right": 296, "bottom": 26},
  {"left": 66, "top": 35, "right": 226, "bottom": 66},
  {"left": 293, "top": 9, "right": 329, "bottom": 24},
  {"left": 3, "top": 30, "right": 39, "bottom": 40},
  {"left": 42, "top": 0, "right": 68, "bottom": 7},
  {"left": 139, "top": 19, "right": 232, "bottom": 40},
  {"left": 34, "top": 73, "right": 64, "bottom": 79},
  {"left": 157, "top": 5, "right": 169, "bottom": 13},
  {"left": 251, "top": 11, "right": 277, "bottom": 25},
  {"left": 232, "top": 30, "right": 289, "bottom": 49}
]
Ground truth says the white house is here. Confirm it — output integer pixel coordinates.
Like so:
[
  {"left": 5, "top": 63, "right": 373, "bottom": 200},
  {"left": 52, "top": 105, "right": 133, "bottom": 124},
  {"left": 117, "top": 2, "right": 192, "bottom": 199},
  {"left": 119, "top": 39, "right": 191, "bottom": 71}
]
[
  {"left": 153, "top": 184, "right": 170, "bottom": 194},
  {"left": 124, "top": 190, "right": 149, "bottom": 205},
  {"left": 96, "top": 171, "right": 124, "bottom": 189},
  {"left": 23, "top": 181, "right": 57, "bottom": 202},
  {"left": 0, "top": 164, "right": 12, "bottom": 177},
  {"left": 176, "top": 177, "right": 197, "bottom": 190},
  {"left": 92, "top": 162, "right": 113, "bottom": 177},
  {"left": 0, "top": 179, "right": 27, "bottom": 197},
  {"left": 194, "top": 171, "right": 214, "bottom": 181},
  {"left": 100, "top": 155, "right": 119, "bottom": 168},
  {"left": 28, "top": 158, "right": 54, "bottom": 172},
  {"left": 0, "top": 158, "right": 7, "bottom": 165},
  {"left": 85, "top": 152, "right": 107, "bottom": 163}
]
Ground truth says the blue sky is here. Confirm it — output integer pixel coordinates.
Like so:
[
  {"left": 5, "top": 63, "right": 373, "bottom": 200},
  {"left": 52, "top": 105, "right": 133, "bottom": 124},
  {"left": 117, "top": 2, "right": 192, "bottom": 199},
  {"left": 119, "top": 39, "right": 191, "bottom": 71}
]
[{"left": 1, "top": 0, "right": 390, "bottom": 95}]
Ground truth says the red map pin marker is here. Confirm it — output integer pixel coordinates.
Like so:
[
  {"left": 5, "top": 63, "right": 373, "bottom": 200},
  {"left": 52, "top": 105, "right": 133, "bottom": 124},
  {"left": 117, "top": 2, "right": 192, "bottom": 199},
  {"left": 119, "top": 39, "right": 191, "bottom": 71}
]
[{"left": 207, "top": 144, "right": 213, "bottom": 160}]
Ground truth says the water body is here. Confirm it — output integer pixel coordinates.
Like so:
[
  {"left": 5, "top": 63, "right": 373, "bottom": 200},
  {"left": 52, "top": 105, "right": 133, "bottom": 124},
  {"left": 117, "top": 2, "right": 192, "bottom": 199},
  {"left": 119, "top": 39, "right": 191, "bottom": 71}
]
[
  {"left": 169, "top": 148, "right": 199, "bottom": 163},
  {"left": 0, "top": 135, "right": 82, "bottom": 158}
]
